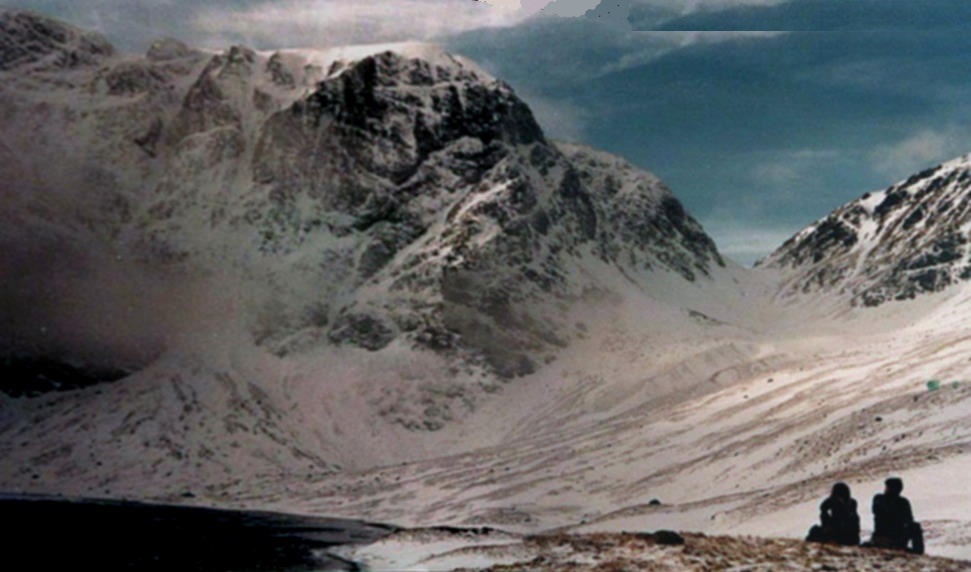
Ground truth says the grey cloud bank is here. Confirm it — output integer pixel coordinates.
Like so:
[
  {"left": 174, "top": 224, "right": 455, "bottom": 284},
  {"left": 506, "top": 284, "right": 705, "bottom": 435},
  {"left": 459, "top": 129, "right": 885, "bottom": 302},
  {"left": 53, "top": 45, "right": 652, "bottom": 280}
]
[{"left": 0, "top": 0, "right": 521, "bottom": 51}]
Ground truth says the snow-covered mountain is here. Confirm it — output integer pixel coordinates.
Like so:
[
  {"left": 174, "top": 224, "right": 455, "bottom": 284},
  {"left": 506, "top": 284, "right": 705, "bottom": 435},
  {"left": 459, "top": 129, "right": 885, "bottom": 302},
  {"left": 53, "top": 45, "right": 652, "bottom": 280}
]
[
  {"left": 6, "top": 10, "right": 971, "bottom": 566},
  {"left": 137, "top": 41, "right": 728, "bottom": 380},
  {"left": 0, "top": 10, "right": 745, "bottom": 492},
  {"left": 0, "top": 9, "right": 113, "bottom": 70},
  {"left": 759, "top": 154, "right": 971, "bottom": 307},
  {"left": 1, "top": 9, "right": 726, "bottom": 368}
]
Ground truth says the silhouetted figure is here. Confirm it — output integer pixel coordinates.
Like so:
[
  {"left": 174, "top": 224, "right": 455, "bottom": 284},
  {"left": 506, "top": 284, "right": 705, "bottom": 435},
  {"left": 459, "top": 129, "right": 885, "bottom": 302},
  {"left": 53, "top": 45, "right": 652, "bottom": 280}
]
[
  {"left": 807, "top": 482, "right": 860, "bottom": 545},
  {"left": 870, "top": 477, "right": 924, "bottom": 554}
]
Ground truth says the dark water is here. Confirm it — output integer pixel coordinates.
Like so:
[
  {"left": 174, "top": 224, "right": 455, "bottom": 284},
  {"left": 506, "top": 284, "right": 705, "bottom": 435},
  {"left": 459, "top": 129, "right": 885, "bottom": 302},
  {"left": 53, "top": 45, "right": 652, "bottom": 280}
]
[
  {"left": 1, "top": 494, "right": 395, "bottom": 571},
  {"left": 0, "top": 356, "right": 128, "bottom": 397}
]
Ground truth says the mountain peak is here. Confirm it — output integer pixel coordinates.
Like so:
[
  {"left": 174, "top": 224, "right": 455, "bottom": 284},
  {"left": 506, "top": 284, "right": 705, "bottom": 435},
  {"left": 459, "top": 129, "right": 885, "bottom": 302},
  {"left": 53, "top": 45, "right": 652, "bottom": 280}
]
[
  {"left": 0, "top": 10, "right": 114, "bottom": 71},
  {"left": 0, "top": 12, "right": 736, "bottom": 493},
  {"left": 275, "top": 41, "right": 493, "bottom": 82},
  {"left": 760, "top": 153, "right": 971, "bottom": 306},
  {"left": 146, "top": 37, "right": 193, "bottom": 62}
]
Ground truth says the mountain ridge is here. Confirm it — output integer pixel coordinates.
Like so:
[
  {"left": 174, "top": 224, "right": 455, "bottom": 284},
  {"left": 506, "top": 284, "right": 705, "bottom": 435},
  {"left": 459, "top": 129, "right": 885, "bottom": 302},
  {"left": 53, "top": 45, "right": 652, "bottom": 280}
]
[
  {"left": 0, "top": 9, "right": 113, "bottom": 71},
  {"left": 759, "top": 153, "right": 971, "bottom": 307},
  {"left": 1, "top": 9, "right": 731, "bottom": 380},
  {"left": 0, "top": 10, "right": 740, "bottom": 490}
]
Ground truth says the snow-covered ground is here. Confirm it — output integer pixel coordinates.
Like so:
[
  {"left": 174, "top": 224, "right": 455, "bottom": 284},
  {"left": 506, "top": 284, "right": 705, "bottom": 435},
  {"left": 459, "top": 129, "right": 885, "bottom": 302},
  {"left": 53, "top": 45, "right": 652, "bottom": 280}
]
[
  {"left": 5, "top": 240, "right": 971, "bottom": 567},
  {"left": 4, "top": 11, "right": 971, "bottom": 570},
  {"left": 286, "top": 278, "right": 971, "bottom": 565}
]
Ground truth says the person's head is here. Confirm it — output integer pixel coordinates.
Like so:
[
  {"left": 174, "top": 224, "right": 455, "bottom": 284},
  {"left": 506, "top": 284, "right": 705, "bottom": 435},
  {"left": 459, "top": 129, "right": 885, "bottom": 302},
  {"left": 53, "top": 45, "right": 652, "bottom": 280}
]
[
  {"left": 885, "top": 477, "right": 904, "bottom": 496},
  {"left": 831, "top": 482, "right": 851, "bottom": 500}
]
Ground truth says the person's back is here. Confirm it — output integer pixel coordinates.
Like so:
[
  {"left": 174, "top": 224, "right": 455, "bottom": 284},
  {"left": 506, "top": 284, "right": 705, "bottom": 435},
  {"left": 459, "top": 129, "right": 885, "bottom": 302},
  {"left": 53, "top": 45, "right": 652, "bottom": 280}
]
[
  {"left": 820, "top": 482, "right": 860, "bottom": 546},
  {"left": 871, "top": 477, "right": 922, "bottom": 553}
]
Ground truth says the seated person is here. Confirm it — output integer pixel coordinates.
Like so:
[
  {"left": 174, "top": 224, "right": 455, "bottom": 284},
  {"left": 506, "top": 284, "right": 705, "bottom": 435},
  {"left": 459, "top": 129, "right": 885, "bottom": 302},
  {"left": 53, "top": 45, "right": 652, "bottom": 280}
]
[
  {"left": 870, "top": 477, "right": 923, "bottom": 554},
  {"left": 807, "top": 482, "right": 860, "bottom": 546}
]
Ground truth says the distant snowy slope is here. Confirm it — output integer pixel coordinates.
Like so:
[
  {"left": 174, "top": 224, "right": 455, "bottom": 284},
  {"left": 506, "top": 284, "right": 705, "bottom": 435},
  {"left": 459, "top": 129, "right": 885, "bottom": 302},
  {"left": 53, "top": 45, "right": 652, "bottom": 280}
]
[{"left": 759, "top": 154, "right": 971, "bottom": 306}]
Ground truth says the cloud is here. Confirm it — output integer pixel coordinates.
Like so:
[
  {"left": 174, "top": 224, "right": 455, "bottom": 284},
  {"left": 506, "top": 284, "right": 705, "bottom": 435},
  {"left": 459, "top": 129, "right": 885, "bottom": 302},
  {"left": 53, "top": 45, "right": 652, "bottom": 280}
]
[
  {"left": 628, "top": 0, "right": 790, "bottom": 26},
  {"left": 751, "top": 163, "right": 800, "bottom": 187},
  {"left": 751, "top": 148, "right": 841, "bottom": 187},
  {"left": 636, "top": 0, "right": 787, "bottom": 12},
  {"left": 0, "top": 0, "right": 530, "bottom": 51},
  {"left": 649, "top": 0, "right": 971, "bottom": 31},
  {"left": 701, "top": 221, "right": 797, "bottom": 266},
  {"left": 529, "top": 0, "right": 599, "bottom": 17},
  {"left": 529, "top": 0, "right": 790, "bottom": 23},
  {"left": 517, "top": 92, "right": 590, "bottom": 141},
  {"left": 0, "top": 0, "right": 195, "bottom": 50},
  {"left": 0, "top": 129, "right": 253, "bottom": 369},
  {"left": 869, "top": 129, "right": 968, "bottom": 181},
  {"left": 478, "top": 0, "right": 521, "bottom": 7},
  {"left": 531, "top": 0, "right": 791, "bottom": 15},
  {"left": 189, "top": 0, "right": 526, "bottom": 50},
  {"left": 0, "top": 0, "right": 804, "bottom": 54},
  {"left": 447, "top": 17, "right": 777, "bottom": 93},
  {"left": 596, "top": 30, "right": 783, "bottom": 75}
]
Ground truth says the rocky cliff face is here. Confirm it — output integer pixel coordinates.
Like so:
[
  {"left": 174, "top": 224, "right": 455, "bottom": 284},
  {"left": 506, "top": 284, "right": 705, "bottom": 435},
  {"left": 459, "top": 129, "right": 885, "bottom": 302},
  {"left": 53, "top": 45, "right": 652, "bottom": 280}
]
[
  {"left": 759, "top": 154, "right": 971, "bottom": 306},
  {"left": 1, "top": 11, "right": 725, "bottom": 377},
  {"left": 0, "top": 10, "right": 728, "bottom": 438},
  {"left": 0, "top": 10, "right": 113, "bottom": 71}
]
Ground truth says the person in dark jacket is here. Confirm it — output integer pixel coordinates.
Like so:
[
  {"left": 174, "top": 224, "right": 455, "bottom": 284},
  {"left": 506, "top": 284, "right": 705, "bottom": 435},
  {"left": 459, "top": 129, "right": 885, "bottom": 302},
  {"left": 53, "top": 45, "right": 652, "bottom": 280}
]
[
  {"left": 870, "top": 477, "right": 924, "bottom": 554},
  {"left": 807, "top": 482, "right": 860, "bottom": 545},
  {"left": 821, "top": 482, "right": 861, "bottom": 545}
]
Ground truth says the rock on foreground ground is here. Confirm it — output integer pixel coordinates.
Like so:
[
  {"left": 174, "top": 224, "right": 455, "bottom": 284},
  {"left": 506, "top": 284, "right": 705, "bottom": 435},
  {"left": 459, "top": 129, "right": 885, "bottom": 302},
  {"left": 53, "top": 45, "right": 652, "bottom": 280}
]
[{"left": 338, "top": 528, "right": 971, "bottom": 571}]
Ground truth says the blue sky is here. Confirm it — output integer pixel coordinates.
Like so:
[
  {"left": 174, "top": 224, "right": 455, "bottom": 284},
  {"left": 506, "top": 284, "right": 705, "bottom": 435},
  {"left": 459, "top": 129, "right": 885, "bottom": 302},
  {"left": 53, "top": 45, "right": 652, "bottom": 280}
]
[{"left": 3, "top": 0, "right": 970, "bottom": 264}]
